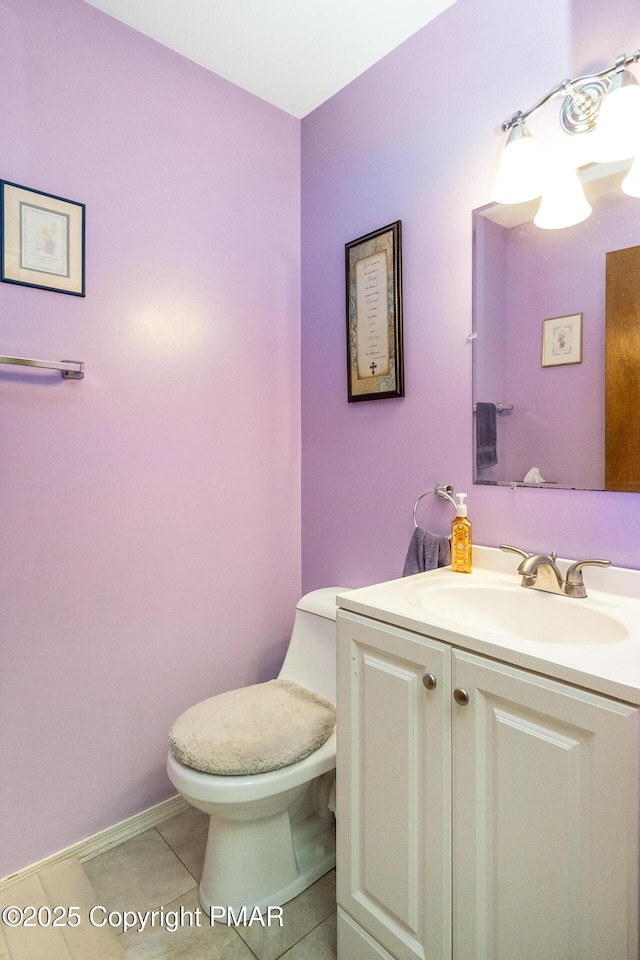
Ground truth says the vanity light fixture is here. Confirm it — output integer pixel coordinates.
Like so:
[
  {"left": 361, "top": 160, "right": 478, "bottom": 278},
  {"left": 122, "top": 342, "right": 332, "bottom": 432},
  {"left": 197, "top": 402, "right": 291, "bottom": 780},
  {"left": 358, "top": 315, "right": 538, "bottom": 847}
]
[
  {"left": 622, "top": 155, "right": 640, "bottom": 197},
  {"left": 533, "top": 164, "right": 592, "bottom": 229},
  {"left": 492, "top": 51, "right": 640, "bottom": 228},
  {"left": 588, "top": 68, "right": 640, "bottom": 162},
  {"left": 490, "top": 122, "right": 545, "bottom": 204}
]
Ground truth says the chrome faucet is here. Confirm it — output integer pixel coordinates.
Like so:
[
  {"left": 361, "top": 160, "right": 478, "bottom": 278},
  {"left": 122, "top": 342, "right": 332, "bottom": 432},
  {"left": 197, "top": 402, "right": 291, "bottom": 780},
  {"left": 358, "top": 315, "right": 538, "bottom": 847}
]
[{"left": 500, "top": 545, "right": 611, "bottom": 598}]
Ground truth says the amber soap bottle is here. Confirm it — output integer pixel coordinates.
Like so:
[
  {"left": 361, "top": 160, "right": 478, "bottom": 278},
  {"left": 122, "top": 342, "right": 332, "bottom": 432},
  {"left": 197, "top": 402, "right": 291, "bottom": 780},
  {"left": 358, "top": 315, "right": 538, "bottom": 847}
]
[{"left": 451, "top": 493, "right": 472, "bottom": 573}]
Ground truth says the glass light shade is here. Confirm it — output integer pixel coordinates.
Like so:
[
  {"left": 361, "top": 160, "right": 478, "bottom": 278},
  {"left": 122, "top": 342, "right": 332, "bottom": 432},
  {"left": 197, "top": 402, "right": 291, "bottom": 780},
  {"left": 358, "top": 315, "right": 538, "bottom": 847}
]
[
  {"left": 533, "top": 165, "right": 592, "bottom": 229},
  {"left": 589, "top": 70, "right": 640, "bottom": 163},
  {"left": 622, "top": 155, "right": 640, "bottom": 197},
  {"left": 491, "top": 124, "right": 544, "bottom": 204}
]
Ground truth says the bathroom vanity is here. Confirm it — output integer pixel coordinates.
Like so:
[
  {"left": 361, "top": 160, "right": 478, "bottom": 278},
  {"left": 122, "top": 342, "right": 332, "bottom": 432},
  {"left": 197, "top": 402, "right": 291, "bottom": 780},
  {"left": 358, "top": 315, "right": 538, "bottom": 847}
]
[{"left": 335, "top": 546, "right": 640, "bottom": 960}]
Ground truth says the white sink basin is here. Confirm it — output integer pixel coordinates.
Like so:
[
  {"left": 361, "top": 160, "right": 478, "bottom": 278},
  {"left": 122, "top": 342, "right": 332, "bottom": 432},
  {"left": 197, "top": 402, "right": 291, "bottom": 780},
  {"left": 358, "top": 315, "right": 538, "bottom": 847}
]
[
  {"left": 337, "top": 546, "right": 640, "bottom": 703},
  {"left": 406, "top": 581, "right": 629, "bottom": 645}
]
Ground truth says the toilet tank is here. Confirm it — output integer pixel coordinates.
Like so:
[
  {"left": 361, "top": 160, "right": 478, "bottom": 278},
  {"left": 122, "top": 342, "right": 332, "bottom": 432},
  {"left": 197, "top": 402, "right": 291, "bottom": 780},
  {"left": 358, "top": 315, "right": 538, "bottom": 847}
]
[{"left": 277, "top": 587, "right": 350, "bottom": 706}]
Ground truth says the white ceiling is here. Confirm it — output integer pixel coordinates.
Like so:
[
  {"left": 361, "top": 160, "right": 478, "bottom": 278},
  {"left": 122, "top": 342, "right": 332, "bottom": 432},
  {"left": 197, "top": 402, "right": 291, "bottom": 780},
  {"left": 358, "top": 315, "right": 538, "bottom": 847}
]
[{"left": 82, "top": 0, "right": 458, "bottom": 118}]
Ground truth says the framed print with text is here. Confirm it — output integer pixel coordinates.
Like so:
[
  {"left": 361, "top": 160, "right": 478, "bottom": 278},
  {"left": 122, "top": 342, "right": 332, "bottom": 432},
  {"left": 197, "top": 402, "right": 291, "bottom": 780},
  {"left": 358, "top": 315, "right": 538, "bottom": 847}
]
[
  {"left": 1, "top": 180, "right": 85, "bottom": 296},
  {"left": 345, "top": 220, "right": 404, "bottom": 401},
  {"left": 542, "top": 312, "right": 582, "bottom": 367}
]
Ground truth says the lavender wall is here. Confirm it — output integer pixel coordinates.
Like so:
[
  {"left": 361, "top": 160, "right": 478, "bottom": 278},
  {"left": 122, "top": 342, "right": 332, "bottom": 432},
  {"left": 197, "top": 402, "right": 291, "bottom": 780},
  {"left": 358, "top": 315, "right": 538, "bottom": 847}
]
[
  {"left": 301, "top": 0, "right": 640, "bottom": 591},
  {"left": 0, "top": 0, "right": 301, "bottom": 877}
]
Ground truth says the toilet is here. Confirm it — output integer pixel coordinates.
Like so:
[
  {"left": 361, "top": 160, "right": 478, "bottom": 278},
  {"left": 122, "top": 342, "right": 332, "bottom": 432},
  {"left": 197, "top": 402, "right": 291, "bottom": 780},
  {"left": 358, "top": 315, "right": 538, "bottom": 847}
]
[{"left": 166, "top": 587, "right": 347, "bottom": 918}]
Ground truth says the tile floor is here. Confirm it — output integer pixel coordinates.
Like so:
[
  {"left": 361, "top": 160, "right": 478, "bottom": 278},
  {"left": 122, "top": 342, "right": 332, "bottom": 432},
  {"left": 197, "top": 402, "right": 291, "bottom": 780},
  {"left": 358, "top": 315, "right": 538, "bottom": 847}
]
[{"left": 83, "top": 806, "right": 337, "bottom": 960}]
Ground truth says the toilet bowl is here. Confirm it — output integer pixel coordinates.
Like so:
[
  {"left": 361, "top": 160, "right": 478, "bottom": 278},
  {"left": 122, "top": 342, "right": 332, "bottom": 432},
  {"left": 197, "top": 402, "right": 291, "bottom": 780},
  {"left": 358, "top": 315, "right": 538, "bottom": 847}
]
[{"left": 166, "top": 587, "right": 347, "bottom": 918}]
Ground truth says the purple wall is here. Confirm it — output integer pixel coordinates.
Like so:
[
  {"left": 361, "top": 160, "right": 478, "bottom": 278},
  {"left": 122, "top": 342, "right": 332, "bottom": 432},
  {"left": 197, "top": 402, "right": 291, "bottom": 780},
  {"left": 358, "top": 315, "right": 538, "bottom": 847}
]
[
  {"left": 0, "top": 0, "right": 301, "bottom": 877},
  {"left": 301, "top": 0, "right": 640, "bottom": 591}
]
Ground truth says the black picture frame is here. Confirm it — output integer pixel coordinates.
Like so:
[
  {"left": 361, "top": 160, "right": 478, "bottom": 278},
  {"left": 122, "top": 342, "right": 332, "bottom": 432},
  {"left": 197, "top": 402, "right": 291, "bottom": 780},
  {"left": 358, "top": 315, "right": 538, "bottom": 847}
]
[
  {"left": 1, "top": 180, "right": 86, "bottom": 296},
  {"left": 345, "top": 220, "right": 404, "bottom": 401}
]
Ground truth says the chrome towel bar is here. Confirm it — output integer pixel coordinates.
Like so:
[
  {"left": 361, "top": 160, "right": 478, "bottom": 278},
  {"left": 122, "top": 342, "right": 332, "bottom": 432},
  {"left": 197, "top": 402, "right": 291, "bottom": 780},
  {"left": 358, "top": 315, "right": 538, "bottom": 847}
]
[
  {"left": 0, "top": 355, "right": 84, "bottom": 379},
  {"left": 472, "top": 402, "right": 512, "bottom": 413}
]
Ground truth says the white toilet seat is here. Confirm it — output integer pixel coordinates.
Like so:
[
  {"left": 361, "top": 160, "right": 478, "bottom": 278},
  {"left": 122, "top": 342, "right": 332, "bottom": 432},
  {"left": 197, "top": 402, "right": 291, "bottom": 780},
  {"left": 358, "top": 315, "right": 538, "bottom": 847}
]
[{"left": 167, "top": 729, "right": 335, "bottom": 805}]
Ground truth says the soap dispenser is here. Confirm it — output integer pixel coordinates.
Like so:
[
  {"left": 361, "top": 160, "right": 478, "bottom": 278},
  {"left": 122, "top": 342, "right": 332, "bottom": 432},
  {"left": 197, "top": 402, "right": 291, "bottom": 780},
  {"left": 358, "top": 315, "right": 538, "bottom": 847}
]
[{"left": 451, "top": 493, "right": 472, "bottom": 573}]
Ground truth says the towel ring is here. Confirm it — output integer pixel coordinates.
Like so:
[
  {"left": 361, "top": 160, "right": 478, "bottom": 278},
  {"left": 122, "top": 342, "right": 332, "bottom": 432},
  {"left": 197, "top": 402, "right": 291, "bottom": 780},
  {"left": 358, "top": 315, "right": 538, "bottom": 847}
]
[{"left": 413, "top": 483, "right": 457, "bottom": 528}]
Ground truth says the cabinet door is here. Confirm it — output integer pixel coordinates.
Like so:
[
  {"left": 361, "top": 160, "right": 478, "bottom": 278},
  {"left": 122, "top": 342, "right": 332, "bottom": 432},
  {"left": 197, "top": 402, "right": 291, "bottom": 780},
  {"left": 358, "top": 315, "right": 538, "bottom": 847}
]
[
  {"left": 337, "top": 611, "right": 451, "bottom": 960},
  {"left": 452, "top": 649, "right": 640, "bottom": 960}
]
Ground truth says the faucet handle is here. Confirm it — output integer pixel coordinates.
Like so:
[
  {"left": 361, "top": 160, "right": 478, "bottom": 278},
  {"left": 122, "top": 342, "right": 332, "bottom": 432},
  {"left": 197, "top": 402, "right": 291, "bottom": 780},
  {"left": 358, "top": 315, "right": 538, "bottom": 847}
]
[
  {"left": 565, "top": 558, "right": 611, "bottom": 585},
  {"left": 500, "top": 544, "right": 532, "bottom": 561}
]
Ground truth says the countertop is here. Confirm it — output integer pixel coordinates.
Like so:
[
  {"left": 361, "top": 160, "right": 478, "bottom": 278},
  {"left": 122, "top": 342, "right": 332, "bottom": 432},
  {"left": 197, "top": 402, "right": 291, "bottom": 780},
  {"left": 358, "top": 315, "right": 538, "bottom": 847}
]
[{"left": 337, "top": 545, "right": 640, "bottom": 705}]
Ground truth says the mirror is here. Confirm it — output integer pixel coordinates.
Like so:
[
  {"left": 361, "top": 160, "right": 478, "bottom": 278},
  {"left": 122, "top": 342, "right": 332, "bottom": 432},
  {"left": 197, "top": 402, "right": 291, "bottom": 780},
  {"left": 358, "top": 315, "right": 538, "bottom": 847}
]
[{"left": 473, "top": 161, "right": 640, "bottom": 492}]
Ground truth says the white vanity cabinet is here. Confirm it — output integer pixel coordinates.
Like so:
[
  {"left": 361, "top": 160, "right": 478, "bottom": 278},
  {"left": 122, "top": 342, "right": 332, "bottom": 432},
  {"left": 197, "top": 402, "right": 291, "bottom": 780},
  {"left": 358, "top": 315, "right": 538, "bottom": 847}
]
[{"left": 336, "top": 609, "right": 640, "bottom": 960}]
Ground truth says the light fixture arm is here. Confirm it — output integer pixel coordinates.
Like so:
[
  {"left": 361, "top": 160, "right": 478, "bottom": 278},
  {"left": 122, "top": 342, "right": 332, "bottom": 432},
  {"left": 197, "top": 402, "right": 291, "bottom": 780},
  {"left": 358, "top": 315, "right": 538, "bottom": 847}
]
[{"left": 501, "top": 50, "right": 640, "bottom": 133}]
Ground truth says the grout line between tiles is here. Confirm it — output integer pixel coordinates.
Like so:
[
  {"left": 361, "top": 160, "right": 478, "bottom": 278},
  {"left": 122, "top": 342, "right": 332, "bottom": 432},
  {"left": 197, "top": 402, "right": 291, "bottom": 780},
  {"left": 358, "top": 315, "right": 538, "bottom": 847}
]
[
  {"left": 264, "top": 907, "right": 337, "bottom": 960},
  {"left": 155, "top": 826, "right": 202, "bottom": 884},
  {"left": 235, "top": 927, "right": 262, "bottom": 960}
]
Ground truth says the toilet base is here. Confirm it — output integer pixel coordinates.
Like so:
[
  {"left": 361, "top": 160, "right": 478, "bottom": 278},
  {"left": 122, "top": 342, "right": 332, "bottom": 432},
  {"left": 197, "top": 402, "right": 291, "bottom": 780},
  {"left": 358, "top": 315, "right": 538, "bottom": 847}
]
[{"left": 197, "top": 774, "right": 336, "bottom": 921}]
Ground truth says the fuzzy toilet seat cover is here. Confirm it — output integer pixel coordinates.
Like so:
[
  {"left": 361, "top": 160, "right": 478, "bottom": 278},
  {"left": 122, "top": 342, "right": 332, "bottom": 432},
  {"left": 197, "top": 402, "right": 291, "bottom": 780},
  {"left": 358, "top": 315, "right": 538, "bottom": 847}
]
[{"left": 169, "top": 679, "right": 336, "bottom": 776}]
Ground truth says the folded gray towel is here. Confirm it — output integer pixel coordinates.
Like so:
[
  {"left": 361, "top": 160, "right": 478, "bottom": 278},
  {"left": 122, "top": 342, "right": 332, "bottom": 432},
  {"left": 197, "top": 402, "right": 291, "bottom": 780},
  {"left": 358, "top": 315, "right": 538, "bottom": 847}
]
[
  {"left": 476, "top": 401, "right": 498, "bottom": 469},
  {"left": 403, "top": 527, "right": 451, "bottom": 576}
]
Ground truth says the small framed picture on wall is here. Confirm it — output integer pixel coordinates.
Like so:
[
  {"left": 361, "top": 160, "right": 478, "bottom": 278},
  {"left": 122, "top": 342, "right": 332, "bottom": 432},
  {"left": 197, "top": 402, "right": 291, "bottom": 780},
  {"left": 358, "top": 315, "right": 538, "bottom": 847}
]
[
  {"left": 542, "top": 313, "right": 582, "bottom": 367},
  {"left": 345, "top": 220, "right": 404, "bottom": 401},
  {"left": 1, "top": 180, "right": 86, "bottom": 296}
]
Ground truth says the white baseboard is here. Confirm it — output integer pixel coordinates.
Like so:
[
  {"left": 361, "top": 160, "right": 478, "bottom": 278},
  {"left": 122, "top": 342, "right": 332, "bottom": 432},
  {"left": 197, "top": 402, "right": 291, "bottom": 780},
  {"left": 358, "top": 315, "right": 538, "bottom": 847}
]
[{"left": 0, "top": 795, "right": 189, "bottom": 892}]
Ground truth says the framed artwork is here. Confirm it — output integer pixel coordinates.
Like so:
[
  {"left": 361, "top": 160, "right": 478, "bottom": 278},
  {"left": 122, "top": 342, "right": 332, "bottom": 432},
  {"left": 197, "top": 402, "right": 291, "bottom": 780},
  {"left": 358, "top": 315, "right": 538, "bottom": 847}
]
[
  {"left": 542, "top": 313, "right": 582, "bottom": 367},
  {"left": 345, "top": 220, "right": 404, "bottom": 401},
  {"left": 1, "top": 180, "right": 85, "bottom": 296}
]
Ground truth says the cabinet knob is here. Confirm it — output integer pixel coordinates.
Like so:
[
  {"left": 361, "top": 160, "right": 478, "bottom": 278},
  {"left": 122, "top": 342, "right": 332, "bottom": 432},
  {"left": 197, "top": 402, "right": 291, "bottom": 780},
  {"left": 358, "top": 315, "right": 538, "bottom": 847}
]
[
  {"left": 422, "top": 673, "right": 437, "bottom": 691},
  {"left": 453, "top": 687, "right": 470, "bottom": 706}
]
